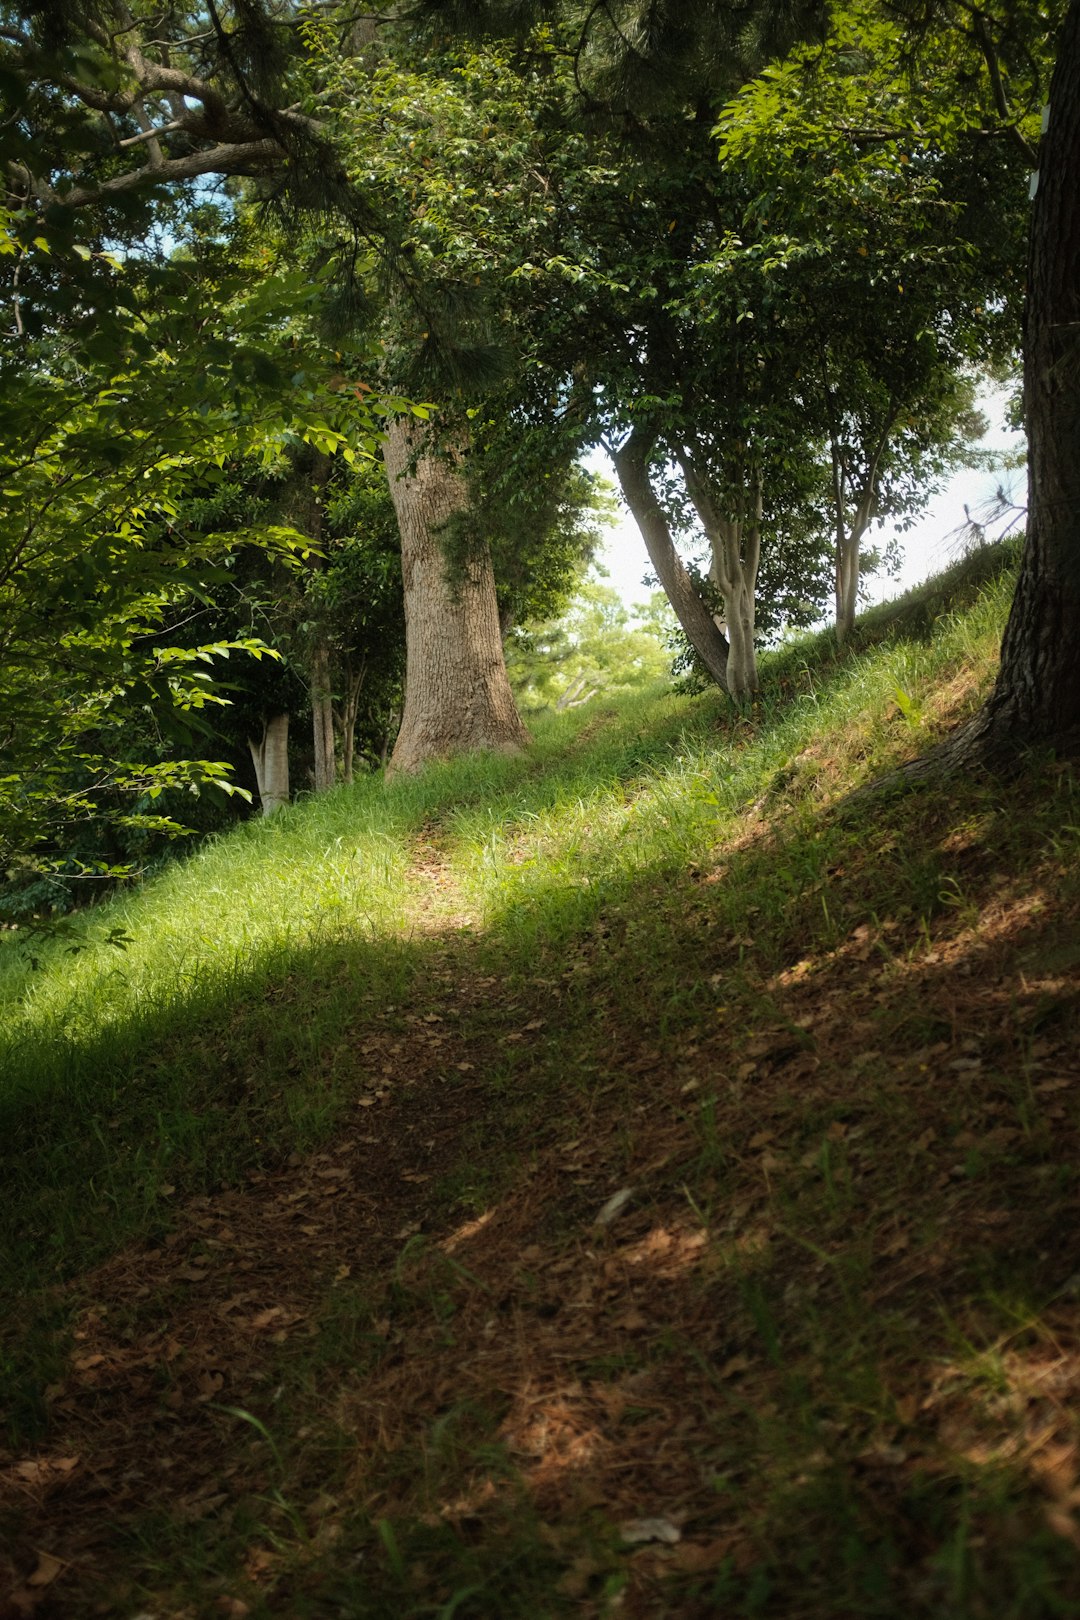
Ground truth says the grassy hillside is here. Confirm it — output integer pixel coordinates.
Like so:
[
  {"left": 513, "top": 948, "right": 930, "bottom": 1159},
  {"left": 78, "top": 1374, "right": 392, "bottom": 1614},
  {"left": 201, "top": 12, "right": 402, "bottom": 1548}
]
[{"left": 3, "top": 543, "right": 1080, "bottom": 1618}]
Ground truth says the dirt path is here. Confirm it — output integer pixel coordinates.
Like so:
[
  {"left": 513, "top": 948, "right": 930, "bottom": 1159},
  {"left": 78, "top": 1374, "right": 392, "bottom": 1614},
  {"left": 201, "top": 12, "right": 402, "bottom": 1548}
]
[{"left": 4, "top": 801, "right": 1080, "bottom": 1619}]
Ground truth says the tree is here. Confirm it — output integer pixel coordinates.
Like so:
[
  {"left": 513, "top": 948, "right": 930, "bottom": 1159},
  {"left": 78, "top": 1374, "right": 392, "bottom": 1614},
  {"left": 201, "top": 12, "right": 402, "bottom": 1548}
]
[
  {"left": 0, "top": 218, "right": 382, "bottom": 873},
  {"left": 506, "top": 576, "right": 673, "bottom": 710},
  {"left": 0, "top": 0, "right": 335, "bottom": 214},
  {"left": 712, "top": 0, "right": 1023, "bottom": 642},
  {"left": 956, "top": 0, "right": 1080, "bottom": 760},
  {"left": 310, "top": 23, "right": 617, "bottom": 769}
]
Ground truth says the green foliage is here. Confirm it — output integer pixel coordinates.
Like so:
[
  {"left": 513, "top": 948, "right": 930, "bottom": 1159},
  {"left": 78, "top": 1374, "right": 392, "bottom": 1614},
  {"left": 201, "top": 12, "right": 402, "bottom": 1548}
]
[
  {"left": 506, "top": 576, "right": 675, "bottom": 709},
  {"left": 0, "top": 215, "right": 386, "bottom": 896}
]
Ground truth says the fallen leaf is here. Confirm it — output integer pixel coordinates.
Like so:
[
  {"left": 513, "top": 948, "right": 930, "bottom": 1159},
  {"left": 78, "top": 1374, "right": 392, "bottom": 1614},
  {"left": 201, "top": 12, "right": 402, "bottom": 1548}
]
[
  {"left": 594, "top": 1188, "right": 634, "bottom": 1227},
  {"left": 26, "top": 1551, "right": 65, "bottom": 1588},
  {"left": 671, "top": 1536, "right": 736, "bottom": 1573},
  {"left": 615, "top": 1308, "right": 649, "bottom": 1332},
  {"left": 620, "top": 1516, "right": 682, "bottom": 1546},
  {"left": 250, "top": 1307, "right": 284, "bottom": 1330}
]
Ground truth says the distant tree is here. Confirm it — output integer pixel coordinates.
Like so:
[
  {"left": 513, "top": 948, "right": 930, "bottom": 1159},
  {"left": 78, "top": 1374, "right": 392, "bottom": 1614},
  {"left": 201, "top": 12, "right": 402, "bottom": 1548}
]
[{"left": 505, "top": 577, "right": 673, "bottom": 711}]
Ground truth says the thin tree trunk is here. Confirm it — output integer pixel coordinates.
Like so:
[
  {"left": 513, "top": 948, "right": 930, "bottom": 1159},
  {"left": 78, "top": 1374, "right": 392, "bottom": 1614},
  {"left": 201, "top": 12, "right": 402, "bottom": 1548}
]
[
  {"left": 835, "top": 500, "right": 872, "bottom": 648},
  {"left": 382, "top": 417, "right": 529, "bottom": 774},
  {"left": 248, "top": 714, "right": 290, "bottom": 815},
  {"left": 337, "top": 657, "right": 365, "bottom": 785},
  {"left": 832, "top": 419, "right": 892, "bottom": 646},
  {"left": 311, "top": 641, "right": 336, "bottom": 793},
  {"left": 612, "top": 429, "right": 731, "bottom": 691}
]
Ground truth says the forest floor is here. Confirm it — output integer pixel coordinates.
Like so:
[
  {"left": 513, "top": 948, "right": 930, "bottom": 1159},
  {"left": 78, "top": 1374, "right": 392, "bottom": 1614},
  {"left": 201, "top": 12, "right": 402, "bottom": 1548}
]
[{"left": 3, "top": 552, "right": 1080, "bottom": 1618}]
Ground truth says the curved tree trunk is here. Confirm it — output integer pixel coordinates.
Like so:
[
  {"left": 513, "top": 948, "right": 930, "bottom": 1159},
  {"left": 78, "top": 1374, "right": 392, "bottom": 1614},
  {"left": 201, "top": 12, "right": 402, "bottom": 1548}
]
[
  {"left": 248, "top": 714, "right": 290, "bottom": 815},
  {"left": 612, "top": 429, "right": 731, "bottom": 692},
  {"left": 677, "top": 446, "right": 760, "bottom": 700},
  {"left": 886, "top": 3, "right": 1080, "bottom": 784},
  {"left": 967, "top": 0, "right": 1080, "bottom": 760},
  {"left": 382, "top": 418, "right": 529, "bottom": 775}
]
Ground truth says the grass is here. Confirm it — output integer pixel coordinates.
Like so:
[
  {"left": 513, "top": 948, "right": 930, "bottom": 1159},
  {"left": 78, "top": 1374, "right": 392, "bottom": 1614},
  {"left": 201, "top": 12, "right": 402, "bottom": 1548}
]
[{"left": 3, "top": 540, "right": 1080, "bottom": 1616}]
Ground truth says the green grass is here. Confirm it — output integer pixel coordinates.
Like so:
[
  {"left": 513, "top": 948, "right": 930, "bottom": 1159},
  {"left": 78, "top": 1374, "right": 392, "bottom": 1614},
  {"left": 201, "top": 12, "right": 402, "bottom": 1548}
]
[{"left": 4, "top": 544, "right": 1080, "bottom": 1618}]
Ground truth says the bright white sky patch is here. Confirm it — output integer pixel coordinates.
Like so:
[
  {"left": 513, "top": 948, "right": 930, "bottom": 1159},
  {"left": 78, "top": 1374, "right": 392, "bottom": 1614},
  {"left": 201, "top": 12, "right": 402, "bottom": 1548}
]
[{"left": 588, "top": 389, "right": 1026, "bottom": 618}]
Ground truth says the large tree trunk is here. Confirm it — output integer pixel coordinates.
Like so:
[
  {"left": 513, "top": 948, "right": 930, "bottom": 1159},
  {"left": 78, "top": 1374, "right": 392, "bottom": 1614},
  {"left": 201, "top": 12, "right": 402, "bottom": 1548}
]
[
  {"left": 612, "top": 429, "right": 731, "bottom": 691},
  {"left": 939, "top": 3, "right": 1080, "bottom": 766},
  {"left": 888, "top": 2, "right": 1080, "bottom": 782},
  {"left": 382, "top": 418, "right": 528, "bottom": 775},
  {"left": 248, "top": 714, "right": 290, "bottom": 815}
]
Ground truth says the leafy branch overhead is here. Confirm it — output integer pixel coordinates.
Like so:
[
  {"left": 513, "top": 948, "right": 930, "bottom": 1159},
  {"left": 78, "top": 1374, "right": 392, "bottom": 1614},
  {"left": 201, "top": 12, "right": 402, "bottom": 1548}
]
[{"left": 0, "top": 0, "right": 331, "bottom": 211}]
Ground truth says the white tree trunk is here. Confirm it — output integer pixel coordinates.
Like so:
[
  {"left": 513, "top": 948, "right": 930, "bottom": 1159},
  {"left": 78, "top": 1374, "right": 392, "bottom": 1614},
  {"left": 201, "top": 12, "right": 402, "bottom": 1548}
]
[
  {"left": 834, "top": 474, "right": 876, "bottom": 646},
  {"left": 382, "top": 417, "right": 529, "bottom": 775},
  {"left": 680, "top": 453, "right": 761, "bottom": 702},
  {"left": 828, "top": 417, "right": 891, "bottom": 646},
  {"left": 835, "top": 527, "right": 862, "bottom": 646},
  {"left": 248, "top": 714, "right": 290, "bottom": 815}
]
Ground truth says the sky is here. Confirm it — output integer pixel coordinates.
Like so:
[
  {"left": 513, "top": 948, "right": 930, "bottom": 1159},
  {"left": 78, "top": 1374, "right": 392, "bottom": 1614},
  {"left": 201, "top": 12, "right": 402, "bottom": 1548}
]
[{"left": 588, "top": 390, "right": 1026, "bottom": 619}]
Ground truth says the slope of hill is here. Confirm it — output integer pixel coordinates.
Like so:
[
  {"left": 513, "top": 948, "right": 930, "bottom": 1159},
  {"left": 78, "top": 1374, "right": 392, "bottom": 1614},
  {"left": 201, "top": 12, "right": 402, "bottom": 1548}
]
[{"left": 3, "top": 543, "right": 1079, "bottom": 1619}]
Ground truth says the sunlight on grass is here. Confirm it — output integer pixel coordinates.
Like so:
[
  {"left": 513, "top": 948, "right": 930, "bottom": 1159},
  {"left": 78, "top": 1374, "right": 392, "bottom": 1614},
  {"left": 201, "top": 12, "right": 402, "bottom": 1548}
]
[
  {"left": 0, "top": 564, "right": 1015, "bottom": 1293},
  {"left": 7, "top": 550, "right": 1080, "bottom": 1620}
]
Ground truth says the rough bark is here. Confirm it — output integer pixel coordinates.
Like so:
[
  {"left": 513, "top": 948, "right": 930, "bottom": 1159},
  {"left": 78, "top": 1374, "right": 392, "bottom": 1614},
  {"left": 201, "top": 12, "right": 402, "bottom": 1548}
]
[
  {"left": 248, "top": 714, "right": 290, "bottom": 815},
  {"left": 909, "top": 2, "right": 1080, "bottom": 775},
  {"left": 612, "top": 429, "right": 731, "bottom": 692},
  {"left": 311, "top": 642, "right": 336, "bottom": 793},
  {"left": 976, "top": 3, "right": 1080, "bottom": 753},
  {"left": 382, "top": 418, "right": 529, "bottom": 774}
]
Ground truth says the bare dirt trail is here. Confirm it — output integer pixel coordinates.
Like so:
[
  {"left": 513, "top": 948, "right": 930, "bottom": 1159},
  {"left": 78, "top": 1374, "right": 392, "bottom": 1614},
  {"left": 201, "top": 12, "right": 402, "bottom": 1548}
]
[{"left": 0, "top": 840, "right": 513, "bottom": 1616}]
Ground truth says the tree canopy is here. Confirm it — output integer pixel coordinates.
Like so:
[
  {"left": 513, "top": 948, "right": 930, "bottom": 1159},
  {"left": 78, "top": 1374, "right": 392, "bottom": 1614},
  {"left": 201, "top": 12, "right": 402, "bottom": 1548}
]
[{"left": 0, "top": 0, "right": 1076, "bottom": 890}]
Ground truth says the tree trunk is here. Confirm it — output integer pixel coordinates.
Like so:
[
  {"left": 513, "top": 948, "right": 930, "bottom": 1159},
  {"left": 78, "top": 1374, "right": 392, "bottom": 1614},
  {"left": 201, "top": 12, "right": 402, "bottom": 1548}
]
[
  {"left": 382, "top": 417, "right": 529, "bottom": 775},
  {"left": 612, "top": 429, "right": 731, "bottom": 691},
  {"left": 311, "top": 641, "right": 336, "bottom": 793},
  {"left": 882, "top": 5, "right": 1080, "bottom": 786},
  {"left": 678, "top": 448, "right": 760, "bottom": 700},
  {"left": 337, "top": 657, "right": 365, "bottom": 785},
  {"left": 828, "top": 410, "right": 891, "bottom": 648},
  {"left": 968, "top": 0, "right": 1080, "bottom": 759},
  {"left": 835, "top": 504, "right": 872, "bottom": 648},
  {"left": 248, "top": 714, "right": 290, "bottom": 815}
]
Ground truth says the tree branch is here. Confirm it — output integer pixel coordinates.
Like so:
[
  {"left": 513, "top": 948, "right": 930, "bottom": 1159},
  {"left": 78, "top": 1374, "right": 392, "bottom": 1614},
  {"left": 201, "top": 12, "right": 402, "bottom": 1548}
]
[
  {"left": 971, "top": 11, "right": 1040, "bottom": 168},
  {"left": 58, "top": 140, "right": 284, "bottom": 208}
]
